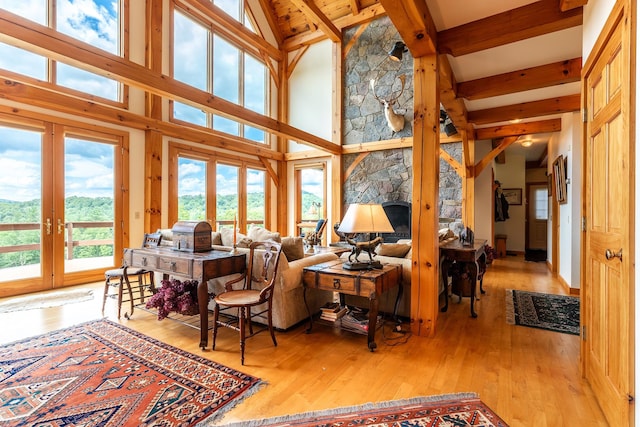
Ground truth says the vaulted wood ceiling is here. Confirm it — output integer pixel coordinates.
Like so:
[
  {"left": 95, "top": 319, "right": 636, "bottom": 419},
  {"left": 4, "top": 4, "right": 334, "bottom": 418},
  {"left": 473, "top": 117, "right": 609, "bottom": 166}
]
[{"left": 258, "top": 0, "right": 586, "bottom": 160}]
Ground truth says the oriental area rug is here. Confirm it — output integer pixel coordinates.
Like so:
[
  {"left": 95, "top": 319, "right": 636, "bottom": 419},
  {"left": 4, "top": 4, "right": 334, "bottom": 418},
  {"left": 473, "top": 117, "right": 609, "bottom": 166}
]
[
  {"left": 214, "top": 393, "right": 509, "bottom": 427},
  {"left": 0, "top": 319, "right": 262, "bottom": 426},
  {"left": 506, "top": 289, "right": 580, "bottom": 335}
]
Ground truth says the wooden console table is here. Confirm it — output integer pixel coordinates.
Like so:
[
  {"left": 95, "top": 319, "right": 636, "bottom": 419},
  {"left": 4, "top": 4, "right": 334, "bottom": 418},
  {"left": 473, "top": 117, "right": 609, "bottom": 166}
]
[
  {"left": 302, "top": 260, "right": 401, "bottom": 351},
  {"left": 123, "top": 247, "right": 245, "bottom": 349},
  {"left": 440, "top": 239, "right": 487, "bottom": 318}
]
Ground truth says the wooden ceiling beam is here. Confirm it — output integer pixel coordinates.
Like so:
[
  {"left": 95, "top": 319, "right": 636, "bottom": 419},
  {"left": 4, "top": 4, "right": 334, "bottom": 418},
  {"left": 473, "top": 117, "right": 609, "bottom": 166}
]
[
  {"left": 475, "top": 119, "right": 562, "bottom": 140},
  {"left": 378, "top": 0, "right": 437, "bottom": 57},
  {"left": 289, "top": 0, "right": 342, "bottom": 43},
  {"left": 474, "top": 137, "right": 519, "bottom": 177},
  {"left": 437, "top": 0, "right": 582, "bottom": 57},
  {"left": 468, "top": 94, "right": 581, "bottom": 125},
  {"left": 0, "top": 10, "right": 338, "bottom": 153},
  {"left": 282, "top": 3, "right": 385, "bottom": 51},
  {"left": 0, "top": 77, "right": 285, "bottom": 160},
  {"left": 349, "top": 0, "right": 360, "bottom": 16},
  {"left": 457, "top": 57, "right": 582, "bottom": 100},
  {"left": 560, "top": 0, "right": 589, "bottom": 12}
]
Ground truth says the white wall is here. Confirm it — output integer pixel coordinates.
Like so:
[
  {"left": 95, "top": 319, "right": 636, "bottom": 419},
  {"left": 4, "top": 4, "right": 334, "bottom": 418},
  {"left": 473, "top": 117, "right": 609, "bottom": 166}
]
[
  {"left": 549, "top": 112, "right": 581, "bottom": 289},
  {"left": 494, "top": 153, "right": 527, "bottom": 252},
  {"left": 288, "top": 40, "right": 333, "bottom": 151}
]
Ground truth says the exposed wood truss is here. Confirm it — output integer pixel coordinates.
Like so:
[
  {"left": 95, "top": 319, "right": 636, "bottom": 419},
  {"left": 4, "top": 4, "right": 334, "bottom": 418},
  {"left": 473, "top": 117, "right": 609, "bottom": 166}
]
[
  {"left": 437, "top": 0, "right": 583, "bottom": 57},
  {"left": 456, "top": 58, "right": 582, "bottom": 100}
]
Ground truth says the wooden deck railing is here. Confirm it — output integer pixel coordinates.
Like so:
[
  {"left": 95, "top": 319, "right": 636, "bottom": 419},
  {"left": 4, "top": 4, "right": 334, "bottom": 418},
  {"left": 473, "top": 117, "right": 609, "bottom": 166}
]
[{"left": 0, "top": 221, "right": 114, "bottom": 260}]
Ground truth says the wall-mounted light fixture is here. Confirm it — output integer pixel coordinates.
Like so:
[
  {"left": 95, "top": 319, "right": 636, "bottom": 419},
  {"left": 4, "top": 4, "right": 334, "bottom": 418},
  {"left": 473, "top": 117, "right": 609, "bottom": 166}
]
[
  {"left": 388, "top": 41, "right": 408, "bottom": 61},
  {"left": 440, "top": 108, "right": 457, "bottom": 136}
]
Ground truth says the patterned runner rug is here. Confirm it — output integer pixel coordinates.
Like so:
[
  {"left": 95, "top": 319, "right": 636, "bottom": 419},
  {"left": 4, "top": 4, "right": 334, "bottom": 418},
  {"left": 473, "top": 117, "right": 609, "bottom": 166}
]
[
  {"left": 0, "top": 319, "right": 261, "bottom": 426},
  {"left": 214, "top": 393, "right": 509, "bottom": 427},
  {"left": 505, "top": 289, "right": 579, "bottom": 335}
]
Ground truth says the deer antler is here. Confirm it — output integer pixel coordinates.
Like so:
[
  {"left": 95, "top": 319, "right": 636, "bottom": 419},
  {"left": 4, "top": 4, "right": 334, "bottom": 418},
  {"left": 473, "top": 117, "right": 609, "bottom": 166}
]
[{"left": 370, "top": 74, "right": 406, "bottom": 105}]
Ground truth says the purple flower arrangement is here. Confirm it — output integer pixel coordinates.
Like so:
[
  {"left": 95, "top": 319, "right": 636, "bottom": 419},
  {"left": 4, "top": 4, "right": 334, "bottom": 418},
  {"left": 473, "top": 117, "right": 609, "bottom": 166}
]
[{"left": 146, "top": 278, "right": 199, "bottom": 320}]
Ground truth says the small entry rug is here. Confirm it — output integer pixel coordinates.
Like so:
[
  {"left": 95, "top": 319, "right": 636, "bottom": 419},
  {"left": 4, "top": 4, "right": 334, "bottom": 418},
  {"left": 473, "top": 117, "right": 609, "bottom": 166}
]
[
  {"left": 0, "top": 289, "right": 94, "bottom": 313},
  {"left": 506, "top": 289, "right": 579, "bottom": 335},
  {"left": 214, "top": 393, "right": 509, "bottom": 427},
  {"left": 0, "top": 319, "right": 261, "bottom": 426}
]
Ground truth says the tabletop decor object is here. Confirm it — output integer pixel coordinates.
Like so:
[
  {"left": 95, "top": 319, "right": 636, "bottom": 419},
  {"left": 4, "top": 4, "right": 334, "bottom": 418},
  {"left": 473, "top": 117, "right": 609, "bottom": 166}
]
[{"left": 337, "top": 203, "right": 394, "bottom": 270}]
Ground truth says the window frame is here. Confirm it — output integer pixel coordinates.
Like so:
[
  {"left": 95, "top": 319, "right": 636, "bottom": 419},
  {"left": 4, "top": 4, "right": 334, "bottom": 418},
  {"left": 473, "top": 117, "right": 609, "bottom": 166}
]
[
  {"left": 169, "top": 2, "right": 269, "bottom": 143},
  {"left": 294, "top": 163, "right": 327, "bottom": 242},
  {"left": 0, "top": 0, "right": 129, "bottom": 108},
  {"left": 168, "top": 142, "right": 269, "bottom": 232}
]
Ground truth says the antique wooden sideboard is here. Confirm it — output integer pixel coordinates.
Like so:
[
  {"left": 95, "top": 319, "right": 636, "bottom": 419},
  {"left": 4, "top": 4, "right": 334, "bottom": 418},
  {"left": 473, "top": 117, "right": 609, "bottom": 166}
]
[{"left": 123, "top": 246, "right": 246, "bottom": 348}]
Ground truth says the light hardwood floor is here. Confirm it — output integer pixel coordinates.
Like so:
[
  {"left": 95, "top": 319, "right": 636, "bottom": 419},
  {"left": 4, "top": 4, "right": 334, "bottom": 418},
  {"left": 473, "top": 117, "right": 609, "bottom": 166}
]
[{"left": 0, "top": 255, "right": 608, "bottom": 426}]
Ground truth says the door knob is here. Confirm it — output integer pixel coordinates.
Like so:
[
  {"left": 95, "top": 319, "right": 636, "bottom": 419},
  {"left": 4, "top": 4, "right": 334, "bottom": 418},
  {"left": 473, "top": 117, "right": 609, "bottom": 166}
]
[{"left": 605, "top": 248, "right": 623, "bottom": 261}]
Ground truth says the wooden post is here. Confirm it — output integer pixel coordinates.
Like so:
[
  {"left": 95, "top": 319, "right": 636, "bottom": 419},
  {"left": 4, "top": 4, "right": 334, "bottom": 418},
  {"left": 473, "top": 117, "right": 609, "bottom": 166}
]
[
  {"left": 410, "top": 54, "right": 440, "bottom": 337},
  {"left": 463, "top": 124, "right": 476, "bottom": 229}
]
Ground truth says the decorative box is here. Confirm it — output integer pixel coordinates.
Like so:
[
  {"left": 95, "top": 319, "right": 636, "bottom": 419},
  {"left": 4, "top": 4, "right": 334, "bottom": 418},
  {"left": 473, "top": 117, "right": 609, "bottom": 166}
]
[{"left": 171, "top": 221, "right": 212, "bottom": 252}]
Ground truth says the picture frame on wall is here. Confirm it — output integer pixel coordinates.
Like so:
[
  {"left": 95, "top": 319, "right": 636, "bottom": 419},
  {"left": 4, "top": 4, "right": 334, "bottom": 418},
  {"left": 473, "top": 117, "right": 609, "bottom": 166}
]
[
  {"left": 553, "top": 155, "right": 568, "bottom": 204},
  {"left": 503, "top": 188, "right": 522, "bottom": 205}
]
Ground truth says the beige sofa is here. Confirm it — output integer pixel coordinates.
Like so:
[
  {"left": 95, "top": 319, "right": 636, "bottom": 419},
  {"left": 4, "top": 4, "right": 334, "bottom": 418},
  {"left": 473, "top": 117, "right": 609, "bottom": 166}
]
[{"left": 155, "top": 227, "right": 337, "bottom": 330}]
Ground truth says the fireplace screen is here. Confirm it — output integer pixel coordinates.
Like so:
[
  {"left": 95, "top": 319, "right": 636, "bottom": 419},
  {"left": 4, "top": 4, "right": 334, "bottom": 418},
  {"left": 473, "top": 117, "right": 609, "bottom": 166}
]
[{"left": 381, "top": 201, "right": 411, "bottom": 243}]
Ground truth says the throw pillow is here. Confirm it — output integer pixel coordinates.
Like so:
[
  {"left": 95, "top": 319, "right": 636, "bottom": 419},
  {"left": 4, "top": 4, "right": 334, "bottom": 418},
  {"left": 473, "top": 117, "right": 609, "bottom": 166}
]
[
  {"left": 220, "top": 228, "right": 247, "bottom": 247},
  {"left": 211, "top": 231, "right": 222, "bottom": 246},
  {"left": 375, "top": 242, "right": 411, "bottom": 258},
  {"left": 247, "top": 225, "right": 281, "bottom": 243},
  {"left": 281, "top": 236, "right": 304, "bottom": 261},
  {"left": 237, "top": 237, "right": 253, "bottom": 248}
]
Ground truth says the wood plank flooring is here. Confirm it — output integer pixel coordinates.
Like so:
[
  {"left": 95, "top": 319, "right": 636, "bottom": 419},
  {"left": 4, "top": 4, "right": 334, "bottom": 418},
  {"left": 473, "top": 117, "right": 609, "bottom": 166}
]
[{"left": 0, "top": 255, "right": 609, "bottom": 426}]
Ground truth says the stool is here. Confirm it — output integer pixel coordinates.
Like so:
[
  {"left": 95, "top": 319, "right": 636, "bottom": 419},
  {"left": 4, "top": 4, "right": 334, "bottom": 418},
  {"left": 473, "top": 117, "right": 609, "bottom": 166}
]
[{"left": 495, "top": 234, "right": 507, "bottom": 258}]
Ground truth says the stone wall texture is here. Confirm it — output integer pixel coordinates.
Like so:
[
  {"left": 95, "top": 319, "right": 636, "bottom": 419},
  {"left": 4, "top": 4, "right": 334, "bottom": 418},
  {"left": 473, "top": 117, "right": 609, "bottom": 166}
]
[{"left": 341, "top": 16, "right": 462, "bottom": 226}]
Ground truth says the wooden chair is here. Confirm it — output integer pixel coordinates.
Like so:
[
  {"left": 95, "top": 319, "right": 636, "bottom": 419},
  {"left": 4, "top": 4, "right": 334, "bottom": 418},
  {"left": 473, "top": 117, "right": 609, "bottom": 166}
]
[
  {"left": 212, "top": 241, "right": 283, "bottom": 365},
  {"left": 102, "top": 232, "right": 162, "bottom": 319}
]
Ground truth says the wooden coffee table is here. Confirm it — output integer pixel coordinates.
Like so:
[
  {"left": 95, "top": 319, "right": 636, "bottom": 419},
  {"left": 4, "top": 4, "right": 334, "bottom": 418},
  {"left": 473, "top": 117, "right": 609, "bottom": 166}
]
[{"left": 302, "top": 259, "right": 402, "bottom": 351}]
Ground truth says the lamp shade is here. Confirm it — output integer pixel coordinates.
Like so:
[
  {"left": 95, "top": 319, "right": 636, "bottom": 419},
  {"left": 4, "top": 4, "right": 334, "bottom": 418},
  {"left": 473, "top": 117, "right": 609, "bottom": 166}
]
[{"left": 337, "top": 204, "right": 395, "bottom": 234}]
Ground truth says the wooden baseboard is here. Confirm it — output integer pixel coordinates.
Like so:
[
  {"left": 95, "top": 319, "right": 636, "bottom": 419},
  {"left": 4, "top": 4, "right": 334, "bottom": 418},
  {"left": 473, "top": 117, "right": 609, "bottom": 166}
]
[{"left": 557, "top": 274, "right": 580, "bottom": 297}]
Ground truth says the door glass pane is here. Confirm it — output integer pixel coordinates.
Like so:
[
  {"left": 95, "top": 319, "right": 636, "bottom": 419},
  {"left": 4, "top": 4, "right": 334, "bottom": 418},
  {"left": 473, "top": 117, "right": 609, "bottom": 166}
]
[
  {"left": 178, "top": 157, "right": 206, "bottom": 220},
  {"left": 246, "top": 168, "right": 265, "bottom": 228},
  {"left": 0, "top": 126, "right": 43, "bottom": 281},
  {"left": 534, "top": 188, "right": 548, "bottom": 220},
  {"left": 216, "top": 164, "right": 238, "bottom": 230},
  {"left": 64, "top": 137, "right": 115, "bottom": 272}
]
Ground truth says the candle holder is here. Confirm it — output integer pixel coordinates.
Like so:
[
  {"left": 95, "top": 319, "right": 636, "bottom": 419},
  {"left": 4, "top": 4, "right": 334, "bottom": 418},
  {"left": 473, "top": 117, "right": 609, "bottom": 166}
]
[{"left": 229, "top": 244, "right": 238, "bottom": 255}]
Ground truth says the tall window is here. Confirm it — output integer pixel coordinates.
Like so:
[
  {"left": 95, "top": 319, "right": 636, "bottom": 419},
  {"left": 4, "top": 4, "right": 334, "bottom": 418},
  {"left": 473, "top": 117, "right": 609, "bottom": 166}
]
[
  {"left": 177, "top": 157, "right": 207, "bottom": 221},
  {"left": 0, "top": 0, "right": 125, "bottom": 103},
  {"left": 216, "top": 164, "right": 239, "bottom": 230},
  {"left": 246, "top": 168, "right": 265, "bottom": 228},
  {"left": 296, "top": 166, "right": 326, "bottom": 237},
  {"left": 169, "top": 143, "right": 267, "bottom": 232},
  {"left": 172, "top": 7, "right": 268, "bottom": 143}
]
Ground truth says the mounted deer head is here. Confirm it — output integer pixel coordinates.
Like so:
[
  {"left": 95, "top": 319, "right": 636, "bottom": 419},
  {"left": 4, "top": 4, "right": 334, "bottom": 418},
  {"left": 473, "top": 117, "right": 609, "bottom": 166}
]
[{"left": 370, "top": 74, "right": 406, "bottom": 133}]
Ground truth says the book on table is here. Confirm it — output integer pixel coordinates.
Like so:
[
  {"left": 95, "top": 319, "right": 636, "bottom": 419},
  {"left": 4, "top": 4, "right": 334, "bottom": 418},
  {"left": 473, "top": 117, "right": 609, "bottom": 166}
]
[
  {"left": 319, "top": 302, "right": 348, "bottom": 321},
  {"left": 340, "top": 306, "right": 381, "bottom": 333}
]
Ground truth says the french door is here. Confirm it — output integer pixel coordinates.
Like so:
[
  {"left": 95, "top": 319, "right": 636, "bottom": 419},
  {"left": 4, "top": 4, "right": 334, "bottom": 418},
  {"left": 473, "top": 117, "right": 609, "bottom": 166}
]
[{"left": 0, "top": 118, "right": 125, "bottom": 297}]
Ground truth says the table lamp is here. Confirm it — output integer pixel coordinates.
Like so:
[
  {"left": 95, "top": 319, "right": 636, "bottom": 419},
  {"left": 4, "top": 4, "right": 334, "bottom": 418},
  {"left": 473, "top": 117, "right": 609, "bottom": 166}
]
[{"left": 337, "top": 203, "right": 395, "bottom": 270}]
